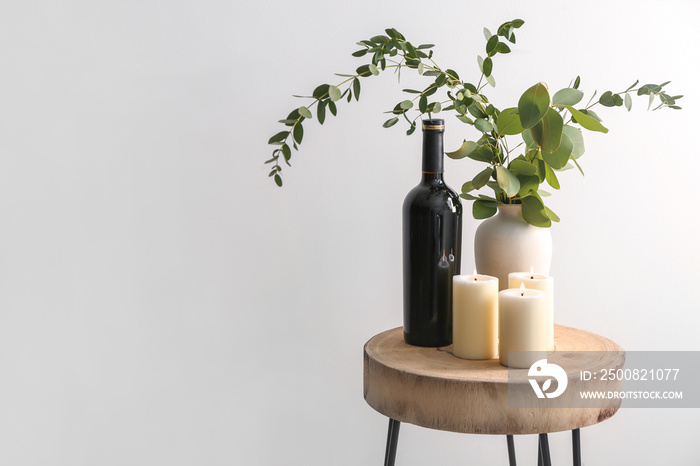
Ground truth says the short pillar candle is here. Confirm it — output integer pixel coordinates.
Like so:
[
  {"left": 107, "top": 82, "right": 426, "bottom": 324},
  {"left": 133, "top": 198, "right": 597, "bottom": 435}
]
[
  {"left": 499, "top": 284, "right": 548, "bottom": 368},
  {"left": 452, "top": 273, "right": 499, "bottom": 360},
  {"left": 508, "top": 271, "right": 554, "bottom": 351}
]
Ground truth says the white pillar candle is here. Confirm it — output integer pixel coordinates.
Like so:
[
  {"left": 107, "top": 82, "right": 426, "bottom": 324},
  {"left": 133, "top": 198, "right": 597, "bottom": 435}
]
[
  {"left": 452, "top": 273, "right": 499, "bottom": 360},
  {"left": 508, "top": 270, "right": 554, "bottom": 351},
  {"left": 499, "top": 284, "right": 548, "bottom": 368}
]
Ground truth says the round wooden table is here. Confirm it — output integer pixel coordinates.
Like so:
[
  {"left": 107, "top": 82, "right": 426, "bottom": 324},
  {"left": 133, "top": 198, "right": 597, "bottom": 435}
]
[{"left": 363, "top": 325, "right": 624, "bottom": 466}]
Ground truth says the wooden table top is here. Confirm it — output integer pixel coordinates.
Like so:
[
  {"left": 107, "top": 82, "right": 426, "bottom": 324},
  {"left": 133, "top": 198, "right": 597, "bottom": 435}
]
[{"left": 363, "top": 325, "right": 625, "bottom": 435}]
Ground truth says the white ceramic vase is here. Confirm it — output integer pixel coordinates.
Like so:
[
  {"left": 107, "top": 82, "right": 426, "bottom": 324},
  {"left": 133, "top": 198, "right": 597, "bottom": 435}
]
[{"left": 474, "top": 204, "right": 552, "bottom": 290}]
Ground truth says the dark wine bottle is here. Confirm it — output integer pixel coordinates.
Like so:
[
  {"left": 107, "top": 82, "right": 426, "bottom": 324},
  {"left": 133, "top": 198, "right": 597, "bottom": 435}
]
[{"left": 402, "top": 119, "right": 463, "bottom": 347}]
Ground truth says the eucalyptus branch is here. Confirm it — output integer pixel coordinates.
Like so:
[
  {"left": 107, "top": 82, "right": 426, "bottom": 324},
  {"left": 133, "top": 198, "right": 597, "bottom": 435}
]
[{"left": 266, "top": 19, "right": 682, "bottom": 228}]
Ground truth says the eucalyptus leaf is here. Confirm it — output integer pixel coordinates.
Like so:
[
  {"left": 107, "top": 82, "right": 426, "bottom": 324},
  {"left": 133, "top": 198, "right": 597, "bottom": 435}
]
[
  {"left": 509, "top": 157, "right": 537, "bottom": 176},
  {"left": 581, "top": 108, "right": 602, "bottom": 121},
  {"left": 298, "top": 106, "right": 312, "bottom": 119},
  {"left": 540, "top": 108, "right": 563, "bottom": 154},
  {"left": 268, "top": 131, "right": 289, "bottom": 144},
  {"left": 486, "top": 35, "right": 499, "bottom": 56},
  {"left": 599, "top": 90, "right": 616, "bottom": 107},
  {"left": 483, "top": 183, "right": 501, "bottom": 196},
  {"left": 516, "top": 174, "right": 540, "bottom": 197},
  {"left": 446, "top": 69, "right": 460, "bottom": 81},
  {"left": 496, "top": 107, "right": 524, "bottom": 135},
  {"left": 446, "top": 140, "right": 479, "bottom": 159},
  {"left": 478, "top": 194, "right": 501, "bottom": 205},
  {"left": 473, "top": 200, "right": 498, "bottom": 219},
  {"left": 472, "top": 167, "right": 493, "bottom": 189},
  {"left": 496, "top": 165, "right": 520, "bottom": 197},
  {"left": 522, "top": 129, "right": 538, "bottom": 151},
  {"left": 530, "top": 120, "right": 543, "bottom": 147},
  {"left": 566, "top": 106, "right": 608, "bottom": 133},
  {"left": 552, "top": 88, "right": 584, "bottom": 106},
  {"left": 329, "top": 85, "right": 342, "bottom": 102},
  {"left": 542, "top": 131, "right": 573, "bottom": 169},
  {"left": 281, "top": 144, "right": 291, "bottom": 162},
  {"left": 461, "top": 181, "right": 475, "bottom": 193},
  {"left": 536, "top": 158, "right": 547, "bottom": 183},
  {"left": 317, "top": 101, "right": 326, "bottom": 124},
  {"left": 474, "top": 118, "right": 493, "bottom": 133},
  {"left": 460, "top": 193, "right": 480, "bottom": 201},
  {"left": 383, "top": 117, "right": 399, "bottom": 128},
  {"left": 419, "top": 95, "right": 428, "bottom": 113},
  {"left": 545, "top": 206, "right": 560, "bottom": 222},
  {"left": 483, "top": 57, "right": 493, "bottom": 77},
  {"left": 559, "top": 126, "right": 582, "bottom": 159},
  {"left": 456, "top": 114, "right": 474, "bottom": 124},
  {"left": 313, "top": 84, "right": 331, "bottom": 99},
  {"left": 555, "top": 162, "right": 574, "bottom": 172},
  {"left": 468, "top": 103, "right": 487, "bottom": 119},
  {"left": 544, "top": 163, "right": 560, "bottom": 189},
  {"left": 468, "top": 144, "right": 495, "bottom": 163},
  {"left": 518, "top": 82, "right": 550, "bottom": 129},
  {"left": 521, "top": 195, "right": 551, "bottom": 227},
  {"left": 293, "top": 123, "right": 304, "bottom": 144},
  {"left": 495, "top": 42, "right": 511, "bottom": 54}
]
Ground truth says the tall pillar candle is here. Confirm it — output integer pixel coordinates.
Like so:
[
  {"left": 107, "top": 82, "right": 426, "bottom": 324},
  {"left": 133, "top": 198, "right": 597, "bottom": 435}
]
[
  {"left": 509, "top": 271, "right": 554, "bottom": 351},
  {"left": 452, "top": 273, "right": 499, "bottom": 360},
  {"left": 499, "top": 285, "right": 548, "bottom": 368}
]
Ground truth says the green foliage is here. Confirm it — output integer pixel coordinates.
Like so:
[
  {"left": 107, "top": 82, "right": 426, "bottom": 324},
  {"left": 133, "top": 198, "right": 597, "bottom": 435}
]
[{"left": 265, "top": 19, "right": 681, "bottom": 226}]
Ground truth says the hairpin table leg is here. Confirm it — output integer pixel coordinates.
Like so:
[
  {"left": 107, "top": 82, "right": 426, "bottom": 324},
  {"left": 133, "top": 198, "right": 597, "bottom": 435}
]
[
  {"left": 506, "top": 435, "right": 517, "bottom": 466},
  {"left": 572, "top": 428, "right": 581, "bottom": 466},
  {"left": 538, "top": 433, "right": 551, "bottom": 466},
  {"left": 384, "top": 418, "right": 400, "bottom": 466}
]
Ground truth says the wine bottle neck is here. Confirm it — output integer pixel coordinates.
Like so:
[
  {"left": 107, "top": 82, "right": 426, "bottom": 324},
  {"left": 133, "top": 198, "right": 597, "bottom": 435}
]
[{"left": 422, "top": 126, "right": 444, "bottom": 174}]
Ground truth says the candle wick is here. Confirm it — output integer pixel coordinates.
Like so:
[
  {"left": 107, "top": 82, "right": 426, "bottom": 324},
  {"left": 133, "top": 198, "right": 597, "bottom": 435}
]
[
  {"left": 521, "top": 292, "right": 524, "bottom": 297},
  {"left": 531, "top": 275, "right": 534, "bottom": 279}
]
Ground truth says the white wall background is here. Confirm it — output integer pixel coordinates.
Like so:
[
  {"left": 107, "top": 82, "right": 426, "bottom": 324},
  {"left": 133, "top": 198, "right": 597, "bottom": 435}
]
[{"left": 0, "top": 1, "right": 698, "bottom": 464}]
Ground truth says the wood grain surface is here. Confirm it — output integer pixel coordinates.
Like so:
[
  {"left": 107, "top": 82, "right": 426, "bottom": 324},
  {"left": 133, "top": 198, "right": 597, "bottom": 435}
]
[{"left": 363, "top": 325, "right": 625, "bottom": 435}]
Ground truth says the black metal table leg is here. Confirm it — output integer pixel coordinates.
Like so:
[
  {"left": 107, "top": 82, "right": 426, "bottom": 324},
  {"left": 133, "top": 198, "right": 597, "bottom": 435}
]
[
  {"left": 538, "top": 433, "right": 552, "bottom": 466},
  {"left": 506, "top": 435, "right": 517, "bottom": 466},
  {"left": 384, "top": 418, "right": 400, "bottom": 466},
  {"left": 572, "top": 428, "right": 581, "bottom": 466}
]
